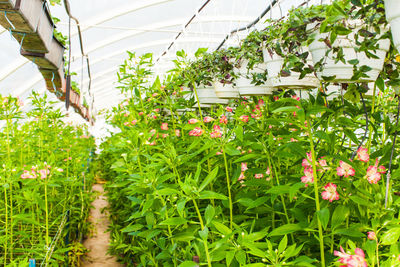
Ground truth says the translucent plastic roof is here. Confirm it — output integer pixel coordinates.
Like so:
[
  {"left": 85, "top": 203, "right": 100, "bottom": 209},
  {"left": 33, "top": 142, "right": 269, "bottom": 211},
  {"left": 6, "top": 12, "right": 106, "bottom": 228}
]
[{"left": 0, "top": 0, "right": 330, "bottom": 128}]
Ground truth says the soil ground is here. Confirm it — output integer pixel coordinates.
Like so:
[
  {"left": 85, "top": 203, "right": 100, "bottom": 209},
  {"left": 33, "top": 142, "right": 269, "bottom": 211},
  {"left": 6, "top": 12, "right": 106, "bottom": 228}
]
[{"left": 82, "top": 184, "right": 124, "bottom": 267}]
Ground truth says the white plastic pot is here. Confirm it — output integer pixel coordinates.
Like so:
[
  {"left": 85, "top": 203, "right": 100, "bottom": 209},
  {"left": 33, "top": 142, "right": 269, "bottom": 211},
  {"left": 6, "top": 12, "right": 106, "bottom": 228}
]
[
  {"left": 262, "top": 48, "right": 320, "bottom": 89},
  {"left": 213, "top": 81, "right": 240, "bottom": 99},
  {"left": 195, "top": 85, "right": 229, "bottom": 105},
  {"left": 235, "top": 62, "right": 275, "bottom": 95},
  {"left": 307, "top": 21, "right": 390, "bottom": 83},
  {"left": 385, "top": 0, "right": 400, "bottom": 53}
]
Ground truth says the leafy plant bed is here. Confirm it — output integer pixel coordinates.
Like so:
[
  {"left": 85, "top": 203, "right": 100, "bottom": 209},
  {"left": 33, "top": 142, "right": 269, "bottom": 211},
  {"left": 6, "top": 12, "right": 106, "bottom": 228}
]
[{"left": 0, "top": 92, "right": 95, "bottom": 265}]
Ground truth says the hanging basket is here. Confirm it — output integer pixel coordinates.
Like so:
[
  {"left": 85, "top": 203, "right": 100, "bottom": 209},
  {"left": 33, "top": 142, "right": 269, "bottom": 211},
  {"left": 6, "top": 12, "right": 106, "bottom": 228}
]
[
  {"left": 213, "top": 81, "right": 240, "bottom": 99},
  {"left": 307, "top": 20, "right": 390, "bottom": 83},
  {"left": 195, "top": 85, "right": 229, "bottom": 105},
  {"left": 0, "top": 0, "right": 55, "bottom": 53},
  {"left": 235, "top": 61, "right": 275, "bottom": 95},
  {"left": 385, "top": 0, "right": 400, "bottom": 53},
  {"left": 262, "top": 48, "right": 320, "bottom": 90}
]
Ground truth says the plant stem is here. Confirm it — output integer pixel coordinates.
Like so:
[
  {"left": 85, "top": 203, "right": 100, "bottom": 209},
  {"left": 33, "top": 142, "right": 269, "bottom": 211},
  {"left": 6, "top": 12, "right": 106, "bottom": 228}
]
[
  {"left": 222, "top": 147, "right": 233, "bottom": 229},
  {"left": 193, "top": 84, "right": 204, "bottom": 122},
  {"left": 367, "top": 83, "right": 377, "bottom": 152},
  {"left": 306, "top": 120, "right": 325, "bottom": 267},
  {"left": 192, "top": 199, "right": 212, "bottom": 267},
  {"left": 6, "top": 118, "right": 13, "bottom": 260}
]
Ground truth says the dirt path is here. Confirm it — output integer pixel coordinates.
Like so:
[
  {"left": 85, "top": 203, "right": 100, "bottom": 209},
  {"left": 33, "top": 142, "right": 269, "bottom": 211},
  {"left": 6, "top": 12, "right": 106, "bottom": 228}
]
[{"left": 82, "top": 184, "right": 124, "bottom": 267}]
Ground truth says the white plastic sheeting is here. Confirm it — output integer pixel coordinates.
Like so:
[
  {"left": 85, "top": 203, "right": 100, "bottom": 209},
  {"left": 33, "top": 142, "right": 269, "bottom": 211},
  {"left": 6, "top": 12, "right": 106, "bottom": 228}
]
[{"left": 0, "top": 0, "right": 331, "bottom": 133}]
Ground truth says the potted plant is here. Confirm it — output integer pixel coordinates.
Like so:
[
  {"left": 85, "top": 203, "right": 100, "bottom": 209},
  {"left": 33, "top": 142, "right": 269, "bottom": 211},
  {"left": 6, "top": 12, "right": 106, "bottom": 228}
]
[
  {"left": 260, "top": 16, "right": 320, "bottom": 90},
  {"left": 384, "top": 0, "right": 400, "bottom": 52},
  {"left": 306, "top": 2, "right": 390, "bottom": 83},
  {"left": 235, "top": 31, "right": 275, "bottom": 95}
]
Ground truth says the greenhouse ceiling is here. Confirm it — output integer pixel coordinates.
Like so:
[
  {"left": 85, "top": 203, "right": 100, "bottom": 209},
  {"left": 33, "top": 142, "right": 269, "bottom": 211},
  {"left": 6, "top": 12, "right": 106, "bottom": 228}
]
[{"left": 0, "top": 0, "right": 330, "bottom": 124}]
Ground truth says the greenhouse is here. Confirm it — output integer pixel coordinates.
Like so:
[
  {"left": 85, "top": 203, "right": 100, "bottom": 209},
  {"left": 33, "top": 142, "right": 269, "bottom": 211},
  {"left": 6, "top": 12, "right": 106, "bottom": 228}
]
[{"left": 1, "top": 0, "right": 400, "bottom": 266}]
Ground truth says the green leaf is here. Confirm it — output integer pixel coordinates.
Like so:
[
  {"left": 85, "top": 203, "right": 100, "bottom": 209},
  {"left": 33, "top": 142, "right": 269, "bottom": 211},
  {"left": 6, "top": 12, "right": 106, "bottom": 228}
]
[
  {"left": 159, "top": 217, "right": 188, "bottom": 226},
  {"left": 334, "top": 228, "right": 364, "bottom": 237},
  {"left": 178, "top": 262, "right": 198, "bottom": 267},
  {"left": 226, "top": 250, "right": 235, "bottom": 266},
  {"left": 235, "top": 125, "right": 244, "bottom": 142},
  {"left": 156, "top": 188, "right": 179, "bottom": 195},
  {"left": 331, "top": 205, "right": 349, "bottom": 229},
  {"left": 198, "top": 226, "right": 209, "bottom": 240},
  {"left": 269, "top": 224, "right": 302, "bottom": 236},
  {"left": 199, "top": 191, "right": 227, "bottom": 200},
  {"left": 212, "top": 221, "right": 232, "bottom": 235},
  {"left": 278, "top": 235, "right": 288, "bottom": 254},
  {"left": 235, "top": 250, "right": 246, "bottom": 265},
  {"left": 381, "top": 227, "right": 400, "bottom": 245},
  {"left": 233, "top": 153, "right": 259, "bottom": 163},
  {"left": 272, "top": 106, "right": 300, "bottom": 114},
  {"left": 376, "top": 77, "right": 384, "bottom": 92},
  {"left": 199, "top": 167, "right": 219, "bottom": 192},
  {"left": 121, "top": 224, "right": 143, "bottom": 233},
  {"left": 204, "top": 205, "right": 215, "bottom": 225},
  {"left": 224, "top": 145, "right": 241, "bottom": 156},
  {"left": 317, "top": 208, "right": 330, "bottom": 230}
]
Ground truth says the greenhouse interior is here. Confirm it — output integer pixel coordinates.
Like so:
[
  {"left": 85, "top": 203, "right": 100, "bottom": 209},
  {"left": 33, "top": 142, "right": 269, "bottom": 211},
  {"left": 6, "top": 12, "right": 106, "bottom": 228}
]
[{"left": 1, "top": 0, "right": 400, "bottom": 266}]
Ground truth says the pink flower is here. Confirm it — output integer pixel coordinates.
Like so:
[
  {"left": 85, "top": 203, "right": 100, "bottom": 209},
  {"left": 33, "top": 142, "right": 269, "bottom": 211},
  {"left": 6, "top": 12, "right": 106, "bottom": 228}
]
[
  {"left": 241, "top": 162, "right": 248, "bottom": 172},
  {"left": 290, "top": 138, "right": 298, "bottom": 142},
  {"left": 154, "top": 108, "right": 160, "bottom": 112},
  {"left": 210, "top": 131, "right": 222, "bottom": 138},
  {"left": 321, "top": 183, "right": 339, "bottom": 202},
  {"left": 139, "top": 112, "right": 144, "bottom": 116},
  {"left": 254, "top": 173, "right": 264, "bottom": 179},
  {"left": 251, "top": 113, "right": 262, "bottom": 120},
  {"left": 258, "top": 99, "right": 265, "bottom": 105},
  {"left": 301, "top": 168, "right": 314, "bottom": 186},
  {"left": 239, "top": 115, "right": 249, "bottom": 123},
  {"left": 175, "top": 129, "right": 181, "bottom": 137},
  {"left": 162, "top": 134, "right": 169, "bottom": 138},
  {"left": 203, "top": 116, "right": 214, "bottom": 123},
  {"left": 273, "top": 96, "right": 279, "bottom": 101},
  {"left": 213, "top": 125, "right": 221, "bottom": 131},
  {"left": 161, "top": 123, "right": 168, "bottom": 131},
  {"left": 334, "top": 247, "right": 368, "bottom": 267},
  {"left": 238, "top": 172, "right": 245, "bottom": 181},
  {"left": 220, "top": 115, "right": 228, "bottom": 124},
  {"left": 123, "top": 112, "right": 129, "bottom": 117},
  {"left": 123, "top": 122, "right": 130, "bottom": 126},
  {"left": 365, "top": 159, "right": 385, "bottom": 184},
  {"left": 216, "top": 150, "right": 223, "bottom": 155},
  {"left": 357, "top": 147, "right": 369, "bottom": 162},
  {"left": 131, "top": 120, "right": 137, "bottom": 125},
  {"left": 266, "top": 167, "right": 271, "bottom": 176},
  {"left": 39, "top": 168, "right": 50, "bottom": 179},
  {"left": 337, "top": 161, "right": 355, "bottom": 178},
  {"left": 226, "top": 107, "right": 233, "bottom": 112},
  {"left": 367, "top": 231, "right": 376, "bottom": 240},
  {"left": 188, "top": 118, "right": 199, "bottom": 124},
  {"left": 302, "top": 152, "right": 313, "bottom": 168},
  {"left": 292, "top": 95, "right": 300, "bottom": 101},
  {"left": 152, "top": 93, "right": 158, "bottom": 97},
  {"left": 21, "top": 170, "right": 36, "bottom": 179},
  {"left": 189, "top": 127, "right": 204, "bottom": 136}
]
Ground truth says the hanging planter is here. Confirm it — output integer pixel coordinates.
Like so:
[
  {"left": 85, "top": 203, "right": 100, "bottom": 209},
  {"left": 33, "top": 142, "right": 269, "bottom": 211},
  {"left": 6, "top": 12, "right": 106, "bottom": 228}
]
[
  {"left": 21, "top": 37, "right": 65, "bottom": 70},
  {"left": 195, "top": 85, "right": 229, "bottom": 105},
  {"left": 235, "top": 61, "right": 275, "bottom": 95},
  {"left": 0, "top": 0, "right": 54, "bottom": 53},
  {"left": 262, "top": 47, "right": 320, "bottom": 90},
  {"left": 213, "top": 81, "right": 240, "bottom": 99},
  {"left": 384, "top": 0, "right": 400, "bottom": 53},
  {"left": 307, "top": 20, "right": 390, "bottom": 83}
]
